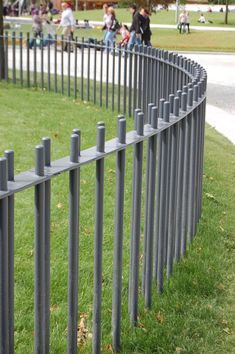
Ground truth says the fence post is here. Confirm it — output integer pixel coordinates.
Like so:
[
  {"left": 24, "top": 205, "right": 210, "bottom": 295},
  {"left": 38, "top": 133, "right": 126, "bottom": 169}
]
[
  {"left": 112, "top": 118, "right": 126, "bottom": 352},
  {"left": 0, "top": 157, "right": 9, "bottom": 354},
  {"left": 93, "top": 124, "right": 105, "bottom": 354},
  {"left": 129, "top": 112, "right": 144, "bottom": 325},
  {"left": 4, "top": 150, "right": 14, "bottom": 354}
]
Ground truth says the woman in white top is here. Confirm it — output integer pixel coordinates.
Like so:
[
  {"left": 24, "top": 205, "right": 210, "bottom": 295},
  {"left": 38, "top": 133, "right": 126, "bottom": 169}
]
[{"left": 58, "top": 2, "right": 75, "bottom": 51}]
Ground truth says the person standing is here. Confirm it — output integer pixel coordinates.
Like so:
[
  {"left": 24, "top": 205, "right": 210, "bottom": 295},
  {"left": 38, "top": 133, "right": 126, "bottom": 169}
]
[
  {"left": 185, "top": 11, "right": 190, "bottom": 33},
  {"left": 178, "top": 10, "right": 186, "bottom": 34},
  {"left": 141, "top": 8, "right": 152, "bottom": 46},
  {"left": 128, "top": 4, "right": 142, "bottom": 50},
  {"left": 104, "top": 7, "right": 118, "bottom": 51},
  {"left": 102, "top": 3, "right": 108, "bottom": 42},
  {"left": 58, "top": 1, "right": 75, "bottom": 51}
]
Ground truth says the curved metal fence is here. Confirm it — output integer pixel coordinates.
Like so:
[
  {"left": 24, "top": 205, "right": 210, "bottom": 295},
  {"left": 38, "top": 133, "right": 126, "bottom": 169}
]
[{"left": 0, "top": 34, "right": 207, "bottom": 354}]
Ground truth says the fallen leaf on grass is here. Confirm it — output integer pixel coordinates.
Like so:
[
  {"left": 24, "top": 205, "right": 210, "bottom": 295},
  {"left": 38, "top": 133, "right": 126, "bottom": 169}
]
[
  {"left": 223, "top": 327, "right": 231, "bottom": 335},
  {"left": 57, "top": 202, "right": 63, "bottom": 209},
  {"left": 105, "top": 344, "right": 114, "bottom": 353},
  {"left": 205, "top": 192, "right": 218, "bottom": 203},
  {"left": 156, "top": 311, "right": 165, "bottom": 324}
]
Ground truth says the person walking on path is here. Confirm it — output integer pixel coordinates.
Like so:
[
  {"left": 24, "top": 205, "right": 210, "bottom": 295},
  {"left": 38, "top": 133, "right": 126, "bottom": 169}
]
[
  {"left": 178, "top": 10, "right": 186, "bottom": 34},
  {"left": 104, "top": 7, "right": 119, "bottom": 51},
  {"left": 128, "top": 4, "right": 142, "bottom": 50},
  {"left": 102, "top": 3, "right": 109, "bottom": 42},
  {"left": 141, "top": 8, "right": 152, "bottom": 46},
  {"left": 58, "top": 1, "right": 75, "bottom": 52},
  {"left": 185, "top": 11, "right": 190, "bottom": 33}
]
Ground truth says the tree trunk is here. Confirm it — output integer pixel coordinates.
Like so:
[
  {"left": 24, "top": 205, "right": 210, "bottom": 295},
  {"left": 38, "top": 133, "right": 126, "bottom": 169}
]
[
  {"left": 0, "top": 0, "right": 5, "bottom": 79},
  {"left": 225, "top": 0, "right": 229, "bottom": 25}
]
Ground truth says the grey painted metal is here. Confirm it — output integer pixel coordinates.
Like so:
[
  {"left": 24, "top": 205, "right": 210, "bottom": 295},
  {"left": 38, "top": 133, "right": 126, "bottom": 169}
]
[
  {"left": 144, "top": 106, "right": 158, "bottom": 308},
  {"left": 93, "top": 41, "right": 97, "bottom": 104},
  {"left": 47, "top": 40, "right": 51, "bottom": 92},
  {"left": 67, "top": 39, "right": 71, "bottom": 97},
  {"left": 0, "top": 36, "right": 207, "bottom": 352},
  {"left": 34, "top": 145, "right": 46, "bottom": 354},
  {"left": 99, "top": 44, "right": 103, "bottom": 107},
  {"left": 74, "top": 39, "right": 78, "bottom": 98},
  {"left": 12, "top": 32, "right": 16, "bottom": 84},
  {"left": 93, "top": 125, "right": 105, "bottom": 354},
  {"left": 112, "top": 118, "right": 126, "bottom": 352},
  {"left": 81, "top": 38, "right": 84, "bottom": 100},
  {"left": 40, "top": 35, "right": 44, "bottom": 90},
  {"left": 54, "top": 34, "right": 57, "bottom": 93},
  {"left": 118, "top": 45, "right": 122, "bottom": 113},
  {"left": 167, "top": 97, "right": 180, "bottom": 277},
  {"left": 156, "top": 101, "right": 170, "bottom": 294},
  {"left": 128, "top": 108, "right": 141, "bottom": 313},
  {"left": 111, "top": 46, "right": 115, "bottom": 111},
  {"left": 128, "top": 50, "right": 133, "bottom": 117},
  {"left": 68, "top": 134, "right": 80, "bottom": 354},
  {"left": 87, "top": 43, "right": 91, "bottom": 102},
  {"left": 130, "top": 112, "right": 144, "bottom": 325},
  {"left": 0, "top": 157, "right": 9, "bottom": 354},
  {"left": 42, "top": 138, "right": 51, "bottom": 354},
  {"left": 142, "top": 103, "right": 155, "bottom": 295},
  {"left": 19, "top": 32, "right": 23, "bottom": 87},
  {"left": 4, "top": 150, "right": 14, "bottom": 354}
]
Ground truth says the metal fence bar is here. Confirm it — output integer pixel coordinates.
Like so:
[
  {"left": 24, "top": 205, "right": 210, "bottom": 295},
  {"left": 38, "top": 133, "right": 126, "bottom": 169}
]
[
  {"left": 4, "top": 150, "right": 14, "bottom": 354},
  {"left": 87, "top": 42, "right": 91, "bottom": 102},
  {"left": 112, "top": 118, "right": 126, "bottom": 353},
  {"left": 68, "top": 134, "right": 80, "bottom": 354},
  {"left": 40, "top": 36, "right": 44, "bottom": 90},
  {"left": 156, "top": 101, "right": 170, "bottom": 294},
  {"left": 144, "top": 106, "right": 158, "bottom": 308},
  {"left": 34, "top": 145, "right": 46, "bottom": 354},
  {"left": 19, "top": 32, "right": 23, "bottom": 87},
  {"left": 4, "top": 32, "right": 8, "bottom": 82},
  {"left": 0, "top": 158, "right": 9, "bottom": 354},
  {"left": 129, "top": 112, "right": 144, "bottom": 325},
  {"left": 54, "top": 34, "right": 57, "bottom": 93},
  {"left": 92, "top": 124, "right": 105, "bottom": 354},
  {"left": 167, "top": 97, "right": 180, "bottom": 277},
  {"left": 42, "top": 138, "right": 51, "bottom": 354}
]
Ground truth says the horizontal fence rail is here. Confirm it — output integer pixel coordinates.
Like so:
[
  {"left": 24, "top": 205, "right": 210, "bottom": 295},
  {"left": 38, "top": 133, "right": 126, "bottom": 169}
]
[{"left": 0, "top": 33, "right": 207, "bottom": 354}]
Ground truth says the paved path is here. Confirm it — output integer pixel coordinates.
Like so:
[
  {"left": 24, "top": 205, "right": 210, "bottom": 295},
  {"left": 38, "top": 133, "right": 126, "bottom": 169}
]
[{"left": 183, "top": 52, "right": 235, "bottom": 145}]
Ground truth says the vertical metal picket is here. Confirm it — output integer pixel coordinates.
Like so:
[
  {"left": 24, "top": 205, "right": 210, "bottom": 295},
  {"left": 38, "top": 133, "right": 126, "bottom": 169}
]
[
  {"left": 0, "top": 158, "right": 9, "bottom": 354},
  {"left": 92, "top": 124, "right": 105, "bottom": 354},
  {"left": 4, "top": 150, "right": 14, "bottom": 354},
  {"left": 112, "top": 118, "right": 126, "bottom": 353},
  {"left": 68, "top": 134, "right": 80, "bottom": 354},
  {"left": 144, "top": 107, "right": 158, "bottom": 308},
  {"left": 42, "top": 138, "right": 51, "bottom": 354},
  {"left": 34, "top": 145, "right": 46, "bottom": 354},
  {"left": 129, "top": 112, "right": 144, "bottom": 325},
  {"left": 19, "top": 32, "right": 23, "bottom": 87}
]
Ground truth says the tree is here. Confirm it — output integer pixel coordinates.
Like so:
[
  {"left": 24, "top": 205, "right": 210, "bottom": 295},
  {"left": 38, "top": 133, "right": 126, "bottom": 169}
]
[
  {"left": 0, "top": 0, "right": 5, "bottom": 79},
  {"left": 225, "top": 0, "right": 229, "bottom": 25}
]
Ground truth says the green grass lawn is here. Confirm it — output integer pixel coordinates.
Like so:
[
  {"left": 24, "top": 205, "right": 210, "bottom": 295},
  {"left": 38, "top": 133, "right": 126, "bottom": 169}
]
[
  {"left": 5, "top": 24, "right": 235, "bottom": 52},
  {"left": 75, "top": 8, "right": 235, "bottom": 28},
  {"left": 0, "top": 82, "right": 234, "bottom": 353}
]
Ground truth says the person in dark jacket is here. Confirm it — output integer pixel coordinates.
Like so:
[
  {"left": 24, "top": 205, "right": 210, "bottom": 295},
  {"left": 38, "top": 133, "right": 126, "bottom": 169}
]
[
  {"left": 141, "top": 8, "right": 152, "bottom": 46},
  {"left": 128, "top": 4, "right": 142, "bottom": 50}
]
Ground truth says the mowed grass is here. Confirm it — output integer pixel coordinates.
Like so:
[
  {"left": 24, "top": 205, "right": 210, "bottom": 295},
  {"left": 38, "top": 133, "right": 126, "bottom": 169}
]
[
  {"left": 75, "top": 8, "right": 235, "bottom": 28},
  {"left": 5, "top": 25, "right": 235, "bottom": 52},
  {"left": 0, "top": 82, "right": 235, "bottom": 353}
]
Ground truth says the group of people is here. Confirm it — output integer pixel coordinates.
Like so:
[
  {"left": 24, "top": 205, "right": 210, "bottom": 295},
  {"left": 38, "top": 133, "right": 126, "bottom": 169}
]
[
  {"left": 102, "top": 3, "right": 152, "bottom": 51},
  {"left": 29, "top": 1, "right": 153, "bottom": 52},
  {"left": 178, "top": 10, "right": 190, "bottom": 34},
  {"left": 29, "top": 1, "right": 75, "bottom": 51}
]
